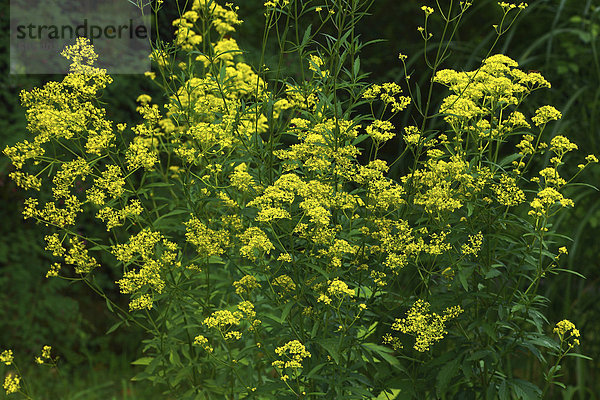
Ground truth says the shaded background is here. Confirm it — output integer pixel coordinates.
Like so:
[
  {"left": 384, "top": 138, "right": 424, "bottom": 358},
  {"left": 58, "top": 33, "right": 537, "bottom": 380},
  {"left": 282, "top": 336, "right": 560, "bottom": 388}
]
[{"left": 1, "top": 0, "right": 598, "bottom": 398}]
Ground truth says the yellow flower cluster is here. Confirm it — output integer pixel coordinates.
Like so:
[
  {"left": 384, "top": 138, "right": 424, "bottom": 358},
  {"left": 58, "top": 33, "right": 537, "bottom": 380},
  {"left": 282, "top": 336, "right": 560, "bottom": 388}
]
[
  {"left": 193, "top": 334, "right": 214, "bottom": 352},
  {"left": 307, "top": 54, "right": 329, "bottom": 79},
  {"left": 390, "top": 299, "right": 463, "bottom": 352},
  {"left": 8, "top": 171, "right": 41, "bottom": 191},
  {"left": 204, "top": 309, "right": 244, "bottom": 340},
  {"left": 230, "top": 163, "right": 258, "bottom": 192},
  {"left": 404, "top": 155, "right": 475, "bottom": 214},
  {"left": 366, "top": 120, "right": 395, "bottom": 143},
  {"left": 184, "top": 216, "right": 230, "bottom": 257},
  {"left": 0, "top": 350, "right": 13, "bottom": 365},
  {"left": 434, "top": 54, "right": 550, "bottom": 132},
  {"left": 362, "top": 82, "right": 411, "bottom": 113},
  {"left": 421, "top": 5, "right": 434, "bottom": 15},
  {"left": 238, "top": 227, "right": 274, "bottom": 261},
  {"left": 233, "top": 275, "right": 262, "bottom": 295},
  {"left": 173, "top": 11, "right": 203, "bottom": 51},
  {"left": 528, "top": 187, "right": 574, "bottom": 218},
  {"left": 64, "top": 236, "right": 100, "bottom": 274},
  {"left": 531, "top": 105, "right": 562, "bottom": 127},
  {"left": 271, "top": 340, "right": 311, "bottom": 381},
  {"left": 43, "top": 233, "right": 98, "bottom": 275},
  {"left": 113, "top": 229, "right": 179, "bottom": 310},
  {"left": 96, "top": 200, "right": 143, "bottom": 231},
  {"left": 553, "top": 319, "right": 581, "bottom": 347},
  {"left": 498, "top": 2, "right": 528, "bottom": 11},
  {"left": 264, "top": 0, "right": 290, "bottom": 8},
  {"left": 126, "top": 137, "right": 158, "bottom": 171},
  {"left": 493, "top": 174, "right": 526, "bottom": 206},
  {"left": 2, "top": 373, "right": 20, "bottom": 395},
  {"left": 238, "top": 300, "right": 261, "bottom": 330},
  {"left": 461, "top": 232, "right": 483, "bottom": 256},
  {"left": 328, "top": 278, "right": 355, "bottom": 298},
  {"left": 275, "top": 117, "right": 359, "bottom": 176},
  {"left": 273, "top": 275, "right": 297, "bottom": 297},
  {"left": 193, "top": 0, "right": 242, "bottom": 36},
  {"left": 34, "top": 345, "right": 53, "bottom": 365},
  {"left": 86, "top": 164, "right": 126, "bottom": 205}
]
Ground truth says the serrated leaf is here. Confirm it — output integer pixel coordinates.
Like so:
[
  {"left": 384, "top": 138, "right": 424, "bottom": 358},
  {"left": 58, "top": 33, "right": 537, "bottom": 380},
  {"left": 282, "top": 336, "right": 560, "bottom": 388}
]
[
  {"left": 353, "top": 56, "right": 360, "bottom": 77},
  {"left": 301, "top": 24, "right": 312, "bottom": 48},
  {"left": 511, "top": 379, "right": 542, "bottom": 400},
  {"left": 497, "top": 381, "right": 510, "bottom": 400}
]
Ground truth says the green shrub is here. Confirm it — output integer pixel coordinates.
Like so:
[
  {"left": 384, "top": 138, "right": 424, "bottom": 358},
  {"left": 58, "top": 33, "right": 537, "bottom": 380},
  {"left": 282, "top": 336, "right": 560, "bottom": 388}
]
[{"left": 2, "top": 0, "right": 594, "bottom": 398}]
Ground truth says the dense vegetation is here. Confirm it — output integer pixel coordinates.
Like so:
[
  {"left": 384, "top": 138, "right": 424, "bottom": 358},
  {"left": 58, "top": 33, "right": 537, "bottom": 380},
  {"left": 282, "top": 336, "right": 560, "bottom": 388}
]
[{"left": 1, "top": 0, "right": 599, "bottom": 399}]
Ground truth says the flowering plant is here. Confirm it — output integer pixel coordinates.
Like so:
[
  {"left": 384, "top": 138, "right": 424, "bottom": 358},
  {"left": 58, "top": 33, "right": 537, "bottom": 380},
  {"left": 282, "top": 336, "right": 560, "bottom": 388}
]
[{"left": 2, "top": 0, "right": 592, "bottom": 398}]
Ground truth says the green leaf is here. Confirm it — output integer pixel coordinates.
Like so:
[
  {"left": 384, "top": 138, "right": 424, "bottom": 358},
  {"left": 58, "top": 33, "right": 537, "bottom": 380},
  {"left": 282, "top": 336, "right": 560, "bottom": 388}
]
[
  {"left": 361, "top": 342, "right": 403, "bottom": 370},
  {"left": 374, "top": 389, "right": 402, "bottom": 400},
  {"left": 280, "top": 301, "right": 294, "bottom": 322},
  {"left": 169, "top": 350, "right": 181, "bottom": 366},
  {"left": 565, "top": 353, "right": 593, "bottom": 360},
  {"left": 498, "top": 153, "right": 522, "bottom": 168},
  {"left": 484, "top": 268, "right": 501, "bottom": 279},
  {"left": 142, "top": 182, "right": 174, "bottom": 188},
  {"left": 317, "top": 338, "right": 340, "bottom": 364},
  {"left": 353, "top": 56, "right": 361, "bottom": 77},
  {"left": 301, "top": 24, "right": 312, "bottom": 48},
  {"left": 458, "top": 266, "right": 472, "bottom": 292},
  {"left": 498, "top": 381, "right": 510, "bottom": 400},
  {"left": 305, "top": 362, "right": 327, "bottom": 379},
  {"left": 130, "top": 371, "right": 154, "bottom": 382},
  {"left": 131, "top": 357, "right": 154, "bottom": 366},
  {"left": 357, "top": 321, "right": 378, "bottom": 340},
  {"left": 414, "top": 82, "right": 422, "bottom": 112},
  {"left": 106, "top": 320, "right": 123, "bottom": 335},
  {"left": 105, "top": 297, "right": 114, "bottom": 312},
  {"left": 511, "top": 379, "right": 542, "bottom": 400},
  {"left": 436, "top": 356, "right": 461, "bottom": 398},
  {"left": 311, "top": 319, "right": 320, "bottom": 338}
]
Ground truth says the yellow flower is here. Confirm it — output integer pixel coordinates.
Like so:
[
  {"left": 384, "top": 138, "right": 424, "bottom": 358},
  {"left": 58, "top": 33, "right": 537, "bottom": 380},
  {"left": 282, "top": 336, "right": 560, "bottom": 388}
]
[
  {"left": 272, "top": 340, "right": 311, "bottom": 374},
  {"left": 193, "top": 335, "right": 213, "bottom": 352},
  {"left": 233, "top": 275, "right": 261, "bottom": 295},
  {"left": 366, "top": 120, "right": 395, "bottom": 143},
  {"left": 532, "top": 105, "right": 562, "bottom": 126},
  {"left": 41, "top": 345, "right": 51, "bottom": 359},
  {"left": 136, "top": 94, "right": 152, "bottom": 104},
  {"left": 239, "top": 227, "right": 274, "bottom": 260},
  {"left": 493, "top": 174, "right": 526, "bottom": 206},
  {"left": 273, "top": 275, "right": 296, "bottom": 295},
  {"left": 421, "top": 5, "right": 434, "bottom": 15},
  {"left": 327, "top": 278, "right": 355, "bottom": 298},
  {"left": 391, "top": 299, "right": 463, "bottom": 352},
  {"left": 0, "top": 350, "right": 14, "bottom": 366},
  {"left": 3, "top": 373, "right": 20, "bottom": 395}
]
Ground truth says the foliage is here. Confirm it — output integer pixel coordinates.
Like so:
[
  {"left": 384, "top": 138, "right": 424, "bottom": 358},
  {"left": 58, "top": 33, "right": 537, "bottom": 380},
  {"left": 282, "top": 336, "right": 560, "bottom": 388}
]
[{"left": 1, "top": 0, "right": 596, "bottom": 399}]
